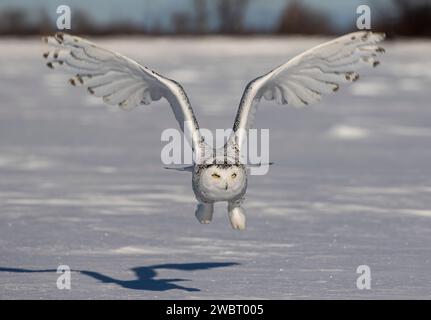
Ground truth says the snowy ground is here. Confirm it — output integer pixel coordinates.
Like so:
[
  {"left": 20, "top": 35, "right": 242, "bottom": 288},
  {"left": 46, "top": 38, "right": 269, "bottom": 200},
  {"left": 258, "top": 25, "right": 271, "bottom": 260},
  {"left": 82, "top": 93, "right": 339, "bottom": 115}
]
[{"left": 0, "top": 36, "right": 431, "bottom": 299}]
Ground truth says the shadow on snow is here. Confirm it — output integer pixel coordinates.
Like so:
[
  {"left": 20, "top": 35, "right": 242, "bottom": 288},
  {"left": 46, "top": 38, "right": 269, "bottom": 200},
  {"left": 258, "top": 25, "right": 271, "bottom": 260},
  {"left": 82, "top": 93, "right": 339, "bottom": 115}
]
[{"left": 0, "top": 262, "right": 240, "bottom": 292}]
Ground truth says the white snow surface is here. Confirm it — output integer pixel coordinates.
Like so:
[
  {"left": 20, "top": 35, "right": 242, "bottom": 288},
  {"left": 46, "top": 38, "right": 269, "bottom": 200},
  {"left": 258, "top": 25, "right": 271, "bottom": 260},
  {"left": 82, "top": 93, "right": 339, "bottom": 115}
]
[{"left": 0, "top": 37, "right": 431, "bottom": 299}]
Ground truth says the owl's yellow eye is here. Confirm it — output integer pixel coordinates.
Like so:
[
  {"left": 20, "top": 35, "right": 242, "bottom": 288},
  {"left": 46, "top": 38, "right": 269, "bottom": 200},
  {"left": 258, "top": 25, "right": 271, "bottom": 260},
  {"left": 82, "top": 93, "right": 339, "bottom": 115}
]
[
  {"left": 231, "top": 173, "right": 237, "bottom": 178},
  {"left": 211, "top": 173, "right": 221, "bottom": 179}
]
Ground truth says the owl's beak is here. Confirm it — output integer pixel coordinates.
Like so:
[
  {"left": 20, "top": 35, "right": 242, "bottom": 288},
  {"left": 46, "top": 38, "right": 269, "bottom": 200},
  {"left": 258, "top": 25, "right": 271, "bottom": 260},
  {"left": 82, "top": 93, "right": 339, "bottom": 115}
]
[{"left": 224, "top": 182, "right": 228, "bottom": 190}]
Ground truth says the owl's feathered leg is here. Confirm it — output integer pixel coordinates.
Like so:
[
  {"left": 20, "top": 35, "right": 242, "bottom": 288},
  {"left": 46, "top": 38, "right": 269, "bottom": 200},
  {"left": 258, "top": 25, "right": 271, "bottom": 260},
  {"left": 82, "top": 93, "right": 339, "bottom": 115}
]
[
  {"left": 227, "top": 202, "right": 246, "bottom": 230},
  {"left": 195, "top": 202, "right": 214, "bottom": 224}
]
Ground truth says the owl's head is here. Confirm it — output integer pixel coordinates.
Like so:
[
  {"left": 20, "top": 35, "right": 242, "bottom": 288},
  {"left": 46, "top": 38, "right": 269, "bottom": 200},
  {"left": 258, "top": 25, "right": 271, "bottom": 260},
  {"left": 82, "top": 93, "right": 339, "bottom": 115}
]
[{"left": 198, "top": 163, "right": 247, "bottom": 201}]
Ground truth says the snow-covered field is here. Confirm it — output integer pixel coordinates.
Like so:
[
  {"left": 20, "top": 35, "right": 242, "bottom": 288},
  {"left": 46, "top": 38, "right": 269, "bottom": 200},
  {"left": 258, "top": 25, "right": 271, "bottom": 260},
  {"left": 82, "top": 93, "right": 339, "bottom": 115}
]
[{"left": 0, "top": 37, "right": 431, "bottom": 299}]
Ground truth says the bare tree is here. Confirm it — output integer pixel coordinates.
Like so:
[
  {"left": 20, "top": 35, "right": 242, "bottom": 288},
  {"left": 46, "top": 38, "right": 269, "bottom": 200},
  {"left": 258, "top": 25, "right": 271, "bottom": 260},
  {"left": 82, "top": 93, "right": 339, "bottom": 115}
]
[
  {"left": 171, "top": 12, "right": 193, "bottom": 34},
  {"left": 71, "top": 9, "right": 97, "bottom": 34},
  {"left": 0, "top": 9, "right": 29, "bottom": 35},
  {"left": 375, "top": 0, "right": 431, "bottom": 37},
  {"left": 277, "top": 0, "right": 333, "bottom": 35},
  {"left": 194, "top": 0, "right": 208, "bottom": 34},
  {"left": 216, "top": 0, "right": 250, "bottom": 34}
]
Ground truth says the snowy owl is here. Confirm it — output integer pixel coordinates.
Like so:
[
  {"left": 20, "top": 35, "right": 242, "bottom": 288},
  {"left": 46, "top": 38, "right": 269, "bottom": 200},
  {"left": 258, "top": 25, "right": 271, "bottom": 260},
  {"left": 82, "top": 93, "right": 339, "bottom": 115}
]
[{"left": 42, "top": 31, "right": 385, "bottom": 230}]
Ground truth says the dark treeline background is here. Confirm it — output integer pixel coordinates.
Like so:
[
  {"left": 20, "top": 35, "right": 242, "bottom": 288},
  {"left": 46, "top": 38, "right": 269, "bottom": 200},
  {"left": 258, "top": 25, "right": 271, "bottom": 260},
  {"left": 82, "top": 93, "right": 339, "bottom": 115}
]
[{"left": 0, "top": 0, "right": 430, "bottom": 37}]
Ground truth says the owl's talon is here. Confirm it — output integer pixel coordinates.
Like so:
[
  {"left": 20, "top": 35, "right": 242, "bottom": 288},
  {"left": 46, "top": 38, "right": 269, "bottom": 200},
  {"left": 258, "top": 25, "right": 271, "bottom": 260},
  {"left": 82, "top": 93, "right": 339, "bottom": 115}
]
[
  {"left": 228, "top": 203, "right": 246, "bottom": 230},
  {"left": 195, "top": 202, "right": 214, "bottom": 224}
]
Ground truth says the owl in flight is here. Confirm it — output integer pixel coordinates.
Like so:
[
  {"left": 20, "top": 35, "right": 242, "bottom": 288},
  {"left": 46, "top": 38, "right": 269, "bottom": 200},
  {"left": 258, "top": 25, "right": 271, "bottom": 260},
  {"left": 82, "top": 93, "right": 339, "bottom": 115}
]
[{"left": 42, "top": 32, "right": 385, "bottom": 230}]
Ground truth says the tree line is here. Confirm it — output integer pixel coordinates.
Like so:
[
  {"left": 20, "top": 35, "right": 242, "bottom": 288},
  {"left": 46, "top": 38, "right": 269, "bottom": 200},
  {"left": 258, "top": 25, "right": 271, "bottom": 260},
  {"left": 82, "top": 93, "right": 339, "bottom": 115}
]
[{"left": 0, "top": 0, "right": 430, "bottom": 37}]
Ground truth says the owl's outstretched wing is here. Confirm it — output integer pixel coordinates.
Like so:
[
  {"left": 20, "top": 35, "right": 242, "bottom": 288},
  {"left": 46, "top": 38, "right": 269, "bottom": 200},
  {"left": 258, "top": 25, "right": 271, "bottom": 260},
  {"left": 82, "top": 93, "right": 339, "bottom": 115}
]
[
  {"left": 42, "top": 32, "right": 203, "bottom": 152},
  {"left": 230, "top": 31, "right": 385, "bottom": 149}
]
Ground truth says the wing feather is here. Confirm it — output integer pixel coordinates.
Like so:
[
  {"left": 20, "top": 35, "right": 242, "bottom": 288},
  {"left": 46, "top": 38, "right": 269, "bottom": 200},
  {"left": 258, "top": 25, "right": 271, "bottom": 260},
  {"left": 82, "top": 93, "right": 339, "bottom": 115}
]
[
  {"left": 42, "top": 32, "right": 203, "bottom": 153},
  {"left": 230, "top": 31, "right": 385, "bottom": 149}
]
